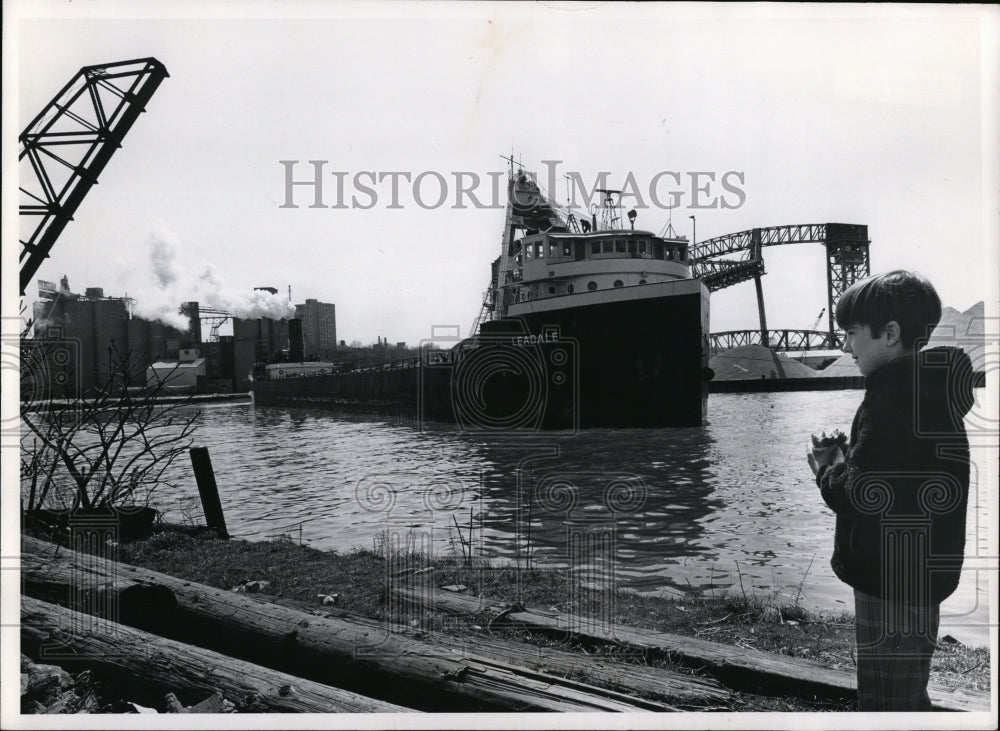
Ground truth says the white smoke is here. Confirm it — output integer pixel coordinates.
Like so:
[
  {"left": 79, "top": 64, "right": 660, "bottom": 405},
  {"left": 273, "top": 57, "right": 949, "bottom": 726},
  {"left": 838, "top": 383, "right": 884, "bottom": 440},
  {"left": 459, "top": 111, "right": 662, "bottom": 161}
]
[
  {"left": 129, "top": 224, "right": 295, "bottom": 330},
  {"left": 148, "top": 229, "right": 180, "bottom": 288},
  {"left": 228, "top": 288, "right": 299, "bottom": 320}
]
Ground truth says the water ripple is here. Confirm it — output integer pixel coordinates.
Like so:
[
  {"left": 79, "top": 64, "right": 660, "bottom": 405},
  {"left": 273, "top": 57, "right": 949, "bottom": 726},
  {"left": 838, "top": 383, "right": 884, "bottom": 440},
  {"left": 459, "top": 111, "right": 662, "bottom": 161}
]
[{"left": 87, "top": 391, "right": 989, "bottom": 645}]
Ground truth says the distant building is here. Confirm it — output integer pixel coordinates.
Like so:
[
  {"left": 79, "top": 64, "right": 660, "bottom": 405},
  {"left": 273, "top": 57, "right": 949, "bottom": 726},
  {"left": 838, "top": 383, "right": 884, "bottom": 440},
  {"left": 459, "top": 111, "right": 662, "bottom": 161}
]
[
  {"left": 146, "top": 348, "right": 208, "bottom": 392},
  {"left": 294, "top": 299, "right": 337, "bottom": 359},
  {"left": 232, "top": 316, "right": 289, "bottom": 391},
  {"left": 28, "top": 277, "right": 194, "bottom": 398},
  {"left": 198, "top": 338, "right": 236, "bottom": 393}
]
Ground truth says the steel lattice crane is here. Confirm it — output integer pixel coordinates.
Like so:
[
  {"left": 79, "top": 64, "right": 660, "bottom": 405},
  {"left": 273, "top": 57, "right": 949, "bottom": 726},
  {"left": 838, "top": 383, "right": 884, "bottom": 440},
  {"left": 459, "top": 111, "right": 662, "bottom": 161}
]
[
  {"left": 19, "top": 58, "right": 169, "bottom": 296},
  {"left": 811, "top": 307, "right": 826, "bottom": 332}
]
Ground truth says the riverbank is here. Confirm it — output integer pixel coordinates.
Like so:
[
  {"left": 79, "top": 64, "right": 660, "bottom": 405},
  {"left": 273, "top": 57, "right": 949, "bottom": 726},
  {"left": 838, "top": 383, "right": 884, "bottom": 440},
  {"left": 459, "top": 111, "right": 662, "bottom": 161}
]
[
  {"left": 99, "top": 525, "right": 988, "bottom": 713},
  {"left": 20, "top": 391, "right": 251, "bottom": 413}
]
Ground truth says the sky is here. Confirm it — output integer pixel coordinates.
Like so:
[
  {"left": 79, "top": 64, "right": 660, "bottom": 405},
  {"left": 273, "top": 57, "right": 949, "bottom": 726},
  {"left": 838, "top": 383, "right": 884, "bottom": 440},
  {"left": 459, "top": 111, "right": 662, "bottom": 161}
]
[{"left": 4, "top": 2, "right": 998, "bottom": 349}]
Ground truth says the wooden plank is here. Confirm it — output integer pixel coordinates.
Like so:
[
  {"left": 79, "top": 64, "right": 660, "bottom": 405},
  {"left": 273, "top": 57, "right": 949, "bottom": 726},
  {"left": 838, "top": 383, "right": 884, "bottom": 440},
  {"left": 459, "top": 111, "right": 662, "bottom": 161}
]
[
  {"left": 427, "top": 633, "right": 729, "bottom": 709},
  {"left": 188, "top": 447, "right": 229, "bottom": 537},
  {"left": 21, "top": 596, "right": 411, "bottom": 713},
  {"left": 261, "top": 592, "right": 728, "bottom": 708},
  {"left": 391, "top": 586, "right": 990, "bottom": 713},
  {"left": 20, "top": 537, "right": 666, "bottom": 713}
]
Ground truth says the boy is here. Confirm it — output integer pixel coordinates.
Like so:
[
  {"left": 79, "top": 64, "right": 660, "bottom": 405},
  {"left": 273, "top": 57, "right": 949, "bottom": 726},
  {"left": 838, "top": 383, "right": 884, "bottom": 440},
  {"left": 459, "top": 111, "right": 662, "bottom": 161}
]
[{"left": 807, "top": 270, "right": 974, "bottom": 712}]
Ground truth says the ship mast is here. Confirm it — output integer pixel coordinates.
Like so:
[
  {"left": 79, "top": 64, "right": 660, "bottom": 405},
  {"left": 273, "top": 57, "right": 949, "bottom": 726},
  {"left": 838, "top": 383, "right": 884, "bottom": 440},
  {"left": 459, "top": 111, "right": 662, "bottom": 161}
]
[{"left": 594, "top": 188, "right": 623, "bottom": 231}]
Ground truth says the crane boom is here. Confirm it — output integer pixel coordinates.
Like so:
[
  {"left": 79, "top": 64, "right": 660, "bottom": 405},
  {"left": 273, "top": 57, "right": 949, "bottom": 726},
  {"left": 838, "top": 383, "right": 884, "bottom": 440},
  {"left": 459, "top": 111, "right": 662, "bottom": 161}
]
[{"left": 19, "top": 58, "right": 169, "bottom": 295}]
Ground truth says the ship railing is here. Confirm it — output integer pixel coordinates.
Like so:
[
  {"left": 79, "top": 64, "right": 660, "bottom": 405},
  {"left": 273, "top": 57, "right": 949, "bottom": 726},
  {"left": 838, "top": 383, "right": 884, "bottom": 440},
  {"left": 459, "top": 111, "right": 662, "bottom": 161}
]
[
  {"left": 355, "top": 357, "right": 429, "bottom": 372},
  {"left": 263, "top": 356, "right": 433, "bottom": 379}
]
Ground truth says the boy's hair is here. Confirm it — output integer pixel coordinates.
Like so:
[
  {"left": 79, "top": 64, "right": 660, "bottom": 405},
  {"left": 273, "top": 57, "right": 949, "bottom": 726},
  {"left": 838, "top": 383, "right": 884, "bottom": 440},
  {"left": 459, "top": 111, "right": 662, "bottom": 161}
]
[{"left": 835, "top": 270, "right": 942, "bottom": 349}]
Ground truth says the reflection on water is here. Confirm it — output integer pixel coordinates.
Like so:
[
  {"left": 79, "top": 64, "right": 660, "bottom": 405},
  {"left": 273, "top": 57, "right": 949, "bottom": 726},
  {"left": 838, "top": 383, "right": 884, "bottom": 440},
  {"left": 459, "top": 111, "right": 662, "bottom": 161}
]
[{"left": 103, "top": 391, "right": 990, "bottom": 646}]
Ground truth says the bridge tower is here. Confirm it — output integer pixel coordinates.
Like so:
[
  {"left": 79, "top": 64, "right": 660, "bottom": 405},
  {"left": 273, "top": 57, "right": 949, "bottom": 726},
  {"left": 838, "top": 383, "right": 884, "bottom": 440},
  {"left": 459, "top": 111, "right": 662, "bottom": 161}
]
[
  {"left": 750, "top": 229, "right": 767, "bottom": 345},
  {"left": 823, "top": 224, "right": 871, "bottom": 342},
  {"left": 691, "top": 222, "right": 871, "bottom": 351}
]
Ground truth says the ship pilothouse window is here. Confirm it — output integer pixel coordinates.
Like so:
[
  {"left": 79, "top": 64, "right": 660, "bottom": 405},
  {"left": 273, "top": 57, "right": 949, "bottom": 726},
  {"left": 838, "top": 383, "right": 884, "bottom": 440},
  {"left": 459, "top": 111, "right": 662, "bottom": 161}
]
[
  {"left": 638, "top": 239, "right": 648, "bottom": 254},
  {"left": 591, "top": 241, "right": 601, "bottom": 255},
  {"left": 535, "top": 243, "right": 543, "bottom": 258},
  {"left": 628, "top": 240, "right": 636, "bottom": 254},
  {"left": 615, "top": 239, "right": 626, "bottom": 253},
  {"left": 603, "top": 240, "right": 614, "bottom": 253},
  {"left": 654, "top": 242, "right": 664, "bottom": 259},
  {"left": 549, "top": 242, "right": 558, "bottom": 259},
  {"left": 563, "top": 242, "right": 572, "bottom": 257}
]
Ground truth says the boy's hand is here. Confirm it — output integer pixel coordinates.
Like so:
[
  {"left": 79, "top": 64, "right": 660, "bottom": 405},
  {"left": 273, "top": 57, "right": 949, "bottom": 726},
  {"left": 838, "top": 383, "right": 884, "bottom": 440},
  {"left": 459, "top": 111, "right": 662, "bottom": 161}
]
[{"left": 807, "top": 431, "right": 846, "bottom": 476}]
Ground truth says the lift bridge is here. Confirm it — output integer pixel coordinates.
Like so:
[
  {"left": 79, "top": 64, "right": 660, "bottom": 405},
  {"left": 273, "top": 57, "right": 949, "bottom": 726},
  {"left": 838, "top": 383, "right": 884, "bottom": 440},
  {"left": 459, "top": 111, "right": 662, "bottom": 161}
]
[
  {"left": 19, "top": 58, "right": 168, "bottom": 296},
  {"left": 690, "top": 223, "right": 870, "bottom": 353}
]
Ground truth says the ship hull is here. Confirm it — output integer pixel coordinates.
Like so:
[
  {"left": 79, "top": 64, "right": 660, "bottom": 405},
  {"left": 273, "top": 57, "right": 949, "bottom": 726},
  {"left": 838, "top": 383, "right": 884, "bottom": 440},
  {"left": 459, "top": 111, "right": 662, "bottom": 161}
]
[
  {"left": 253, "top": 280, "right": 710, "bottom": 429},
  {"left": 498, "top": 280, "right": 710, "bottom": 428}
]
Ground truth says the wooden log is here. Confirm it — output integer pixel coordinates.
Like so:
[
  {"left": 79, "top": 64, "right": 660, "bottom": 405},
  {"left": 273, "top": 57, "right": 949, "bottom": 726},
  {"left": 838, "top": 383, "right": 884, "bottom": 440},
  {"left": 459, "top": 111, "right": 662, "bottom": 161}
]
[
  {"left": 21, "top": 597, "right": 410, "bottom": 713},
  {"left": 391, "top": 586, "right": 990, "bottom": 713},
  {"left": 20, "top": 537, "right": 665, "bottom": 712}
]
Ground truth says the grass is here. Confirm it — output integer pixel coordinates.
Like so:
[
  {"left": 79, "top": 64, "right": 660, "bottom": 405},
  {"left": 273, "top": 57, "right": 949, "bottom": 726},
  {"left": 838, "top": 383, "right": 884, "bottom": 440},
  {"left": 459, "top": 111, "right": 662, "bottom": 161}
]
[
  {"left": 118, "top": 527, "right": 391, "bottom": 619},
  {"left": 57, "top": 525, "right": 993, "bottom": 710}
]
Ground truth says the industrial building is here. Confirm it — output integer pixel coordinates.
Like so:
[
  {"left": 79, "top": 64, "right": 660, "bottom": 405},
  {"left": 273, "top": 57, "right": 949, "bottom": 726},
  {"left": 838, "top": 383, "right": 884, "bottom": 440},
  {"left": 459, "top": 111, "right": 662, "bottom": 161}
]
[
  {"left": 232, "top": 315, "right": 289, "bottom": 391},
  {"left": 295, "top": 299, "right": 337, "bottom": 360},
  {"left": 25, "top": 278, "right": 338, "bottom": 398},
  {"left": 146, "top": 348, "right": 208, "bottom": 390},
  {"left": 28, "top": 277, "right": 194, "bottom": 398}
]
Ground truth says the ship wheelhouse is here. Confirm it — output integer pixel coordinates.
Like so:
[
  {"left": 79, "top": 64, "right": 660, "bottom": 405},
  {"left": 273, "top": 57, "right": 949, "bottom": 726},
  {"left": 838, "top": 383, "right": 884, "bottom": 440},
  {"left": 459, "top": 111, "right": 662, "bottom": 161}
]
[{"left": 504, "top": 229, "right": 691, "bottom": 307}]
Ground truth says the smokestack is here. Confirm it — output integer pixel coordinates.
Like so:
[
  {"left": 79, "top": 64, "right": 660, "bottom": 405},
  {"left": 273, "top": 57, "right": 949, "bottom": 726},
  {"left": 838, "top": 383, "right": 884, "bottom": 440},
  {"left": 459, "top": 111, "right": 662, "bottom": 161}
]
[
  {"left": 289, "top": 318, "right": 304, "bottom": 362},
  {"left": 181, "top": 301, "right": 202, "bottom": 344}
]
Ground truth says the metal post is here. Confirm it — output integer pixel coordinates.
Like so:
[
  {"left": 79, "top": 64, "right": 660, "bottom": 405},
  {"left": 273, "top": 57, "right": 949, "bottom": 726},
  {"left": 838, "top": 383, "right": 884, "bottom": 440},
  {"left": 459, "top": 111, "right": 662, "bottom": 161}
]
[
  {"left": 754, "top": 273, "right": 769, "bottom": 345},
  {"left": 826, "top": 243, "right": 837, "bottom": 345},
  {"left": 189, "top": 447, "right": 229, "bottom": 538},
  {"left": 751, "top": 229, "right": 768, "bottom": 346}
]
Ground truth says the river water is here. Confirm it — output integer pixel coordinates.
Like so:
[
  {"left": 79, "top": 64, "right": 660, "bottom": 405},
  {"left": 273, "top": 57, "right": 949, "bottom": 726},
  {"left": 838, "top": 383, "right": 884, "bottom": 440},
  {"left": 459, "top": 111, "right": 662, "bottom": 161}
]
[{"left": 83, "top": 390, "right": 1000, "bottom": 646}]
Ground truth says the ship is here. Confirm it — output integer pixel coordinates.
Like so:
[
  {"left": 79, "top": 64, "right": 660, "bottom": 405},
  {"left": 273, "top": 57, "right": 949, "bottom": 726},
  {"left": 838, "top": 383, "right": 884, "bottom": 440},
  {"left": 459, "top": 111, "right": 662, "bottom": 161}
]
[{"left": 252, "top": 165, "right": 711, "bottom": 429}]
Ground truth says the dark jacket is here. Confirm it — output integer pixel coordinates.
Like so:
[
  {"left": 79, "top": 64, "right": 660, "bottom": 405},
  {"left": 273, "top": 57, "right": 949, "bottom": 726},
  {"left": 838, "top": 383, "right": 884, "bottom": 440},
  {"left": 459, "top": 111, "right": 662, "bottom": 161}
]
[{"left": 817, "top": 346, "right": 974, "bottom": 605}]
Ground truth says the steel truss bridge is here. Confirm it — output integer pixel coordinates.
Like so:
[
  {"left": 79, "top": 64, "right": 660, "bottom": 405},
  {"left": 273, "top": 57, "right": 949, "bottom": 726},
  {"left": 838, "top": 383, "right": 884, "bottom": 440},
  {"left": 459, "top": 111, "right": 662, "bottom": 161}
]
[
  {"left": 709, "top": 329, "right": 840, "bottom": 355},
  {"left": 691, "top": 223, "right": 870, "bottom": 352},
  {"left": 19, "top": 58, "right": 168, "bottom": 296}
]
